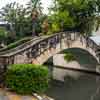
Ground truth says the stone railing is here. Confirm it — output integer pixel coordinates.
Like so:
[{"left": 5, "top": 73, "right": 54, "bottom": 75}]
[{"left": 0, "top": 31, "right": 100, "bottom": 66}]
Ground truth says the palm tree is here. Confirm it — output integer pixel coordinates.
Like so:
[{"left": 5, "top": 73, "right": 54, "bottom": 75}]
[{"left": 26, "top": 0, "right": 43, "bottom": 36}]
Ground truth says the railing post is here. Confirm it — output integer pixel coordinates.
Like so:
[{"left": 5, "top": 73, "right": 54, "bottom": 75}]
[{"left": 60, "top": 32, "right": 63, "bottom": 49}]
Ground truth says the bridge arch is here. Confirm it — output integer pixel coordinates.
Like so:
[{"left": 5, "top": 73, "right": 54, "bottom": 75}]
[
  {"left": 36, "top": 47, "right": 98, "bottom": 67},
  {"left": 60, "top": 47, "right": 98, "bottom": 64},
  {"left": 43, "top": 47, "right": 98, "bottom": 68},
  {"left": 31, "top": 35, "right": 99, "bottom": 65},
  {"left": 0, "top": 32, "right": 100, "bottom": 66}
]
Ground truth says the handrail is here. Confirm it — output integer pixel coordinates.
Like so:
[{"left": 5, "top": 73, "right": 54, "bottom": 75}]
[
  {"left": 0, "top": 32, "right": 63, "bottom": 57},
  {"left": 0, "top": 37, "right": 40, "bottom": 55},
  {"left": 0, "top": 37, "right": 33, "bottom": 52}
]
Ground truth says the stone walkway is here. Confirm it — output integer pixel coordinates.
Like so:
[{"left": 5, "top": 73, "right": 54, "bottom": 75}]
[{"left": 0, "top": 88, "right": 37, "bottom": 100}]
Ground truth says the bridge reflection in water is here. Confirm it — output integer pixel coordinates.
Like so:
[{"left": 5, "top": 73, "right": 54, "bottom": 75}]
[{"left": 46, "top": 69, "right": 100, "bottom": 100}]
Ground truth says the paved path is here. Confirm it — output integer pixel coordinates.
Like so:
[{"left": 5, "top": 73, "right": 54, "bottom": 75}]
[{"left": 0, "top": 88, "right": 37, "bottom": 100}]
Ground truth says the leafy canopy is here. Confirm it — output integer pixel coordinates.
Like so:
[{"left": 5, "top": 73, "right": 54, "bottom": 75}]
[{"left": 49, "top": 0, "right": 100, "bottom": 35}]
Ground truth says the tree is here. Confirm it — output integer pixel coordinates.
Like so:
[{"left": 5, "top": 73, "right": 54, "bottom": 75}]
[
  {"left": 0, "top": 2, "right": 17, "bottom": 37},
  {"left": 26, "top": 0, "right": 43, "bottom": 36},
  {"left": 49, "top": 0, "right": 100, "bottom": 35},
  {"left": 0, "top": 2, "right": 32, "bottom": 38}
]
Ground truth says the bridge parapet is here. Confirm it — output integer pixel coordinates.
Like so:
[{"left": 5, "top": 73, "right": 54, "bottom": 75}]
[{"left": 0, "top": 31, "right": 100, "bottom": 65}]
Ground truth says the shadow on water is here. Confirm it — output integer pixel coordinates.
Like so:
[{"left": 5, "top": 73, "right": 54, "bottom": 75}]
[{"left": 46, "top": 71, "right": 100, "bottom": 100}]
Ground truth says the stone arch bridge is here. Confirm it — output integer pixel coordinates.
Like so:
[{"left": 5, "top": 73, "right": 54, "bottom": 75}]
[{"left": 0, "top": 31, "right": 100, "bottom": 67}]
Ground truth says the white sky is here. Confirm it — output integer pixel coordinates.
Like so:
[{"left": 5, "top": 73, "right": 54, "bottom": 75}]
[{"left": 0, "top": 0, "right": 52, "bottom": 14}]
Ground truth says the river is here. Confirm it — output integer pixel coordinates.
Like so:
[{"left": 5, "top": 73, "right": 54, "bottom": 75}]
[{"left": 46, "top": 69, "right": 100, "bottom": 100}]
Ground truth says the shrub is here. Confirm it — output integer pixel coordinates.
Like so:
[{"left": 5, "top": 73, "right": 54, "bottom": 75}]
[
  {"left": 0, "top": 27, "right": 9, "bottom": 41},
  {"left": 6, "top": 64, "right": 50, "bottom": 94},
  {"left": 64, "top": 52, "right": 76, "bottom": 62}
]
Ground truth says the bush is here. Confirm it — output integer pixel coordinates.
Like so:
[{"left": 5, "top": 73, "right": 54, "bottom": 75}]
[
  {"left": 64, "top": 52, "right": 76, "bottom": 62},
  {"left": 0, "top": 27, "right": 8, "bottom": 36},
  {"left": 0, "top": 27, "right": 9, "bottom": 41},
  {"left": 6, "top": 64, "right": 50, "bottom": 94}
]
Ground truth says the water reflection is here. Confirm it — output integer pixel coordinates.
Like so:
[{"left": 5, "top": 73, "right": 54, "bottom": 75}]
[{"left": 46, "top": 69, "right": 100, "bottom": 100}]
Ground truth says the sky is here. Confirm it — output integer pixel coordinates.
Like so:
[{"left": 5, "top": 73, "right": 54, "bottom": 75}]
[{"left": 0, "top": 0, "right": 52, "bottom": 14}]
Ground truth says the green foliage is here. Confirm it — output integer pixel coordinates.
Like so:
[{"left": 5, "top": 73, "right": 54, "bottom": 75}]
[
  {"left": 51, "top": 22, "right": 60, "bottom": 32},
  {"left": 0, "top": 27, "right": 9, "bottom": 40},
  {"left": 49, "top": 0, "right": 100, "bottom": 35},
  {"left": 0, "top": 37, "right": 32, "bottom": 52},
  {"left": 6, "top": 64, "right": 50, "bottom": 94},
  {"left": 31, "top": 0, "right": 42, "bottom": 14},
  {"left": 0, "top": 0, "right": 44, "bottom": 39},
  {"left": 57, "top": 11, "right": 76, "bottom": 29},
  {"left": 64, "top": 52, "right": 76, "bottom": 62},
  {"left": 0, "top": 2, "right": 33, "bottom": 37}
]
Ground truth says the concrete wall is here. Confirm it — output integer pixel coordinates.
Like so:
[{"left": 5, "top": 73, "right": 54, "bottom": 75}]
[{"left": 52, "top": 54, "right": 96, "bottom": 81}]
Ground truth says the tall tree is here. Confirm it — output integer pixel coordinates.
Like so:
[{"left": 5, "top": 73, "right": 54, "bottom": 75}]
[
  {"left": 0, "top": 2, "right": 32, "bottom": 38},
  {"left": 26, "top": 0, "right": 43, "bottom": 36},
  {"left": 49, "top": 0, "right": 100, "bottom": 35}
]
